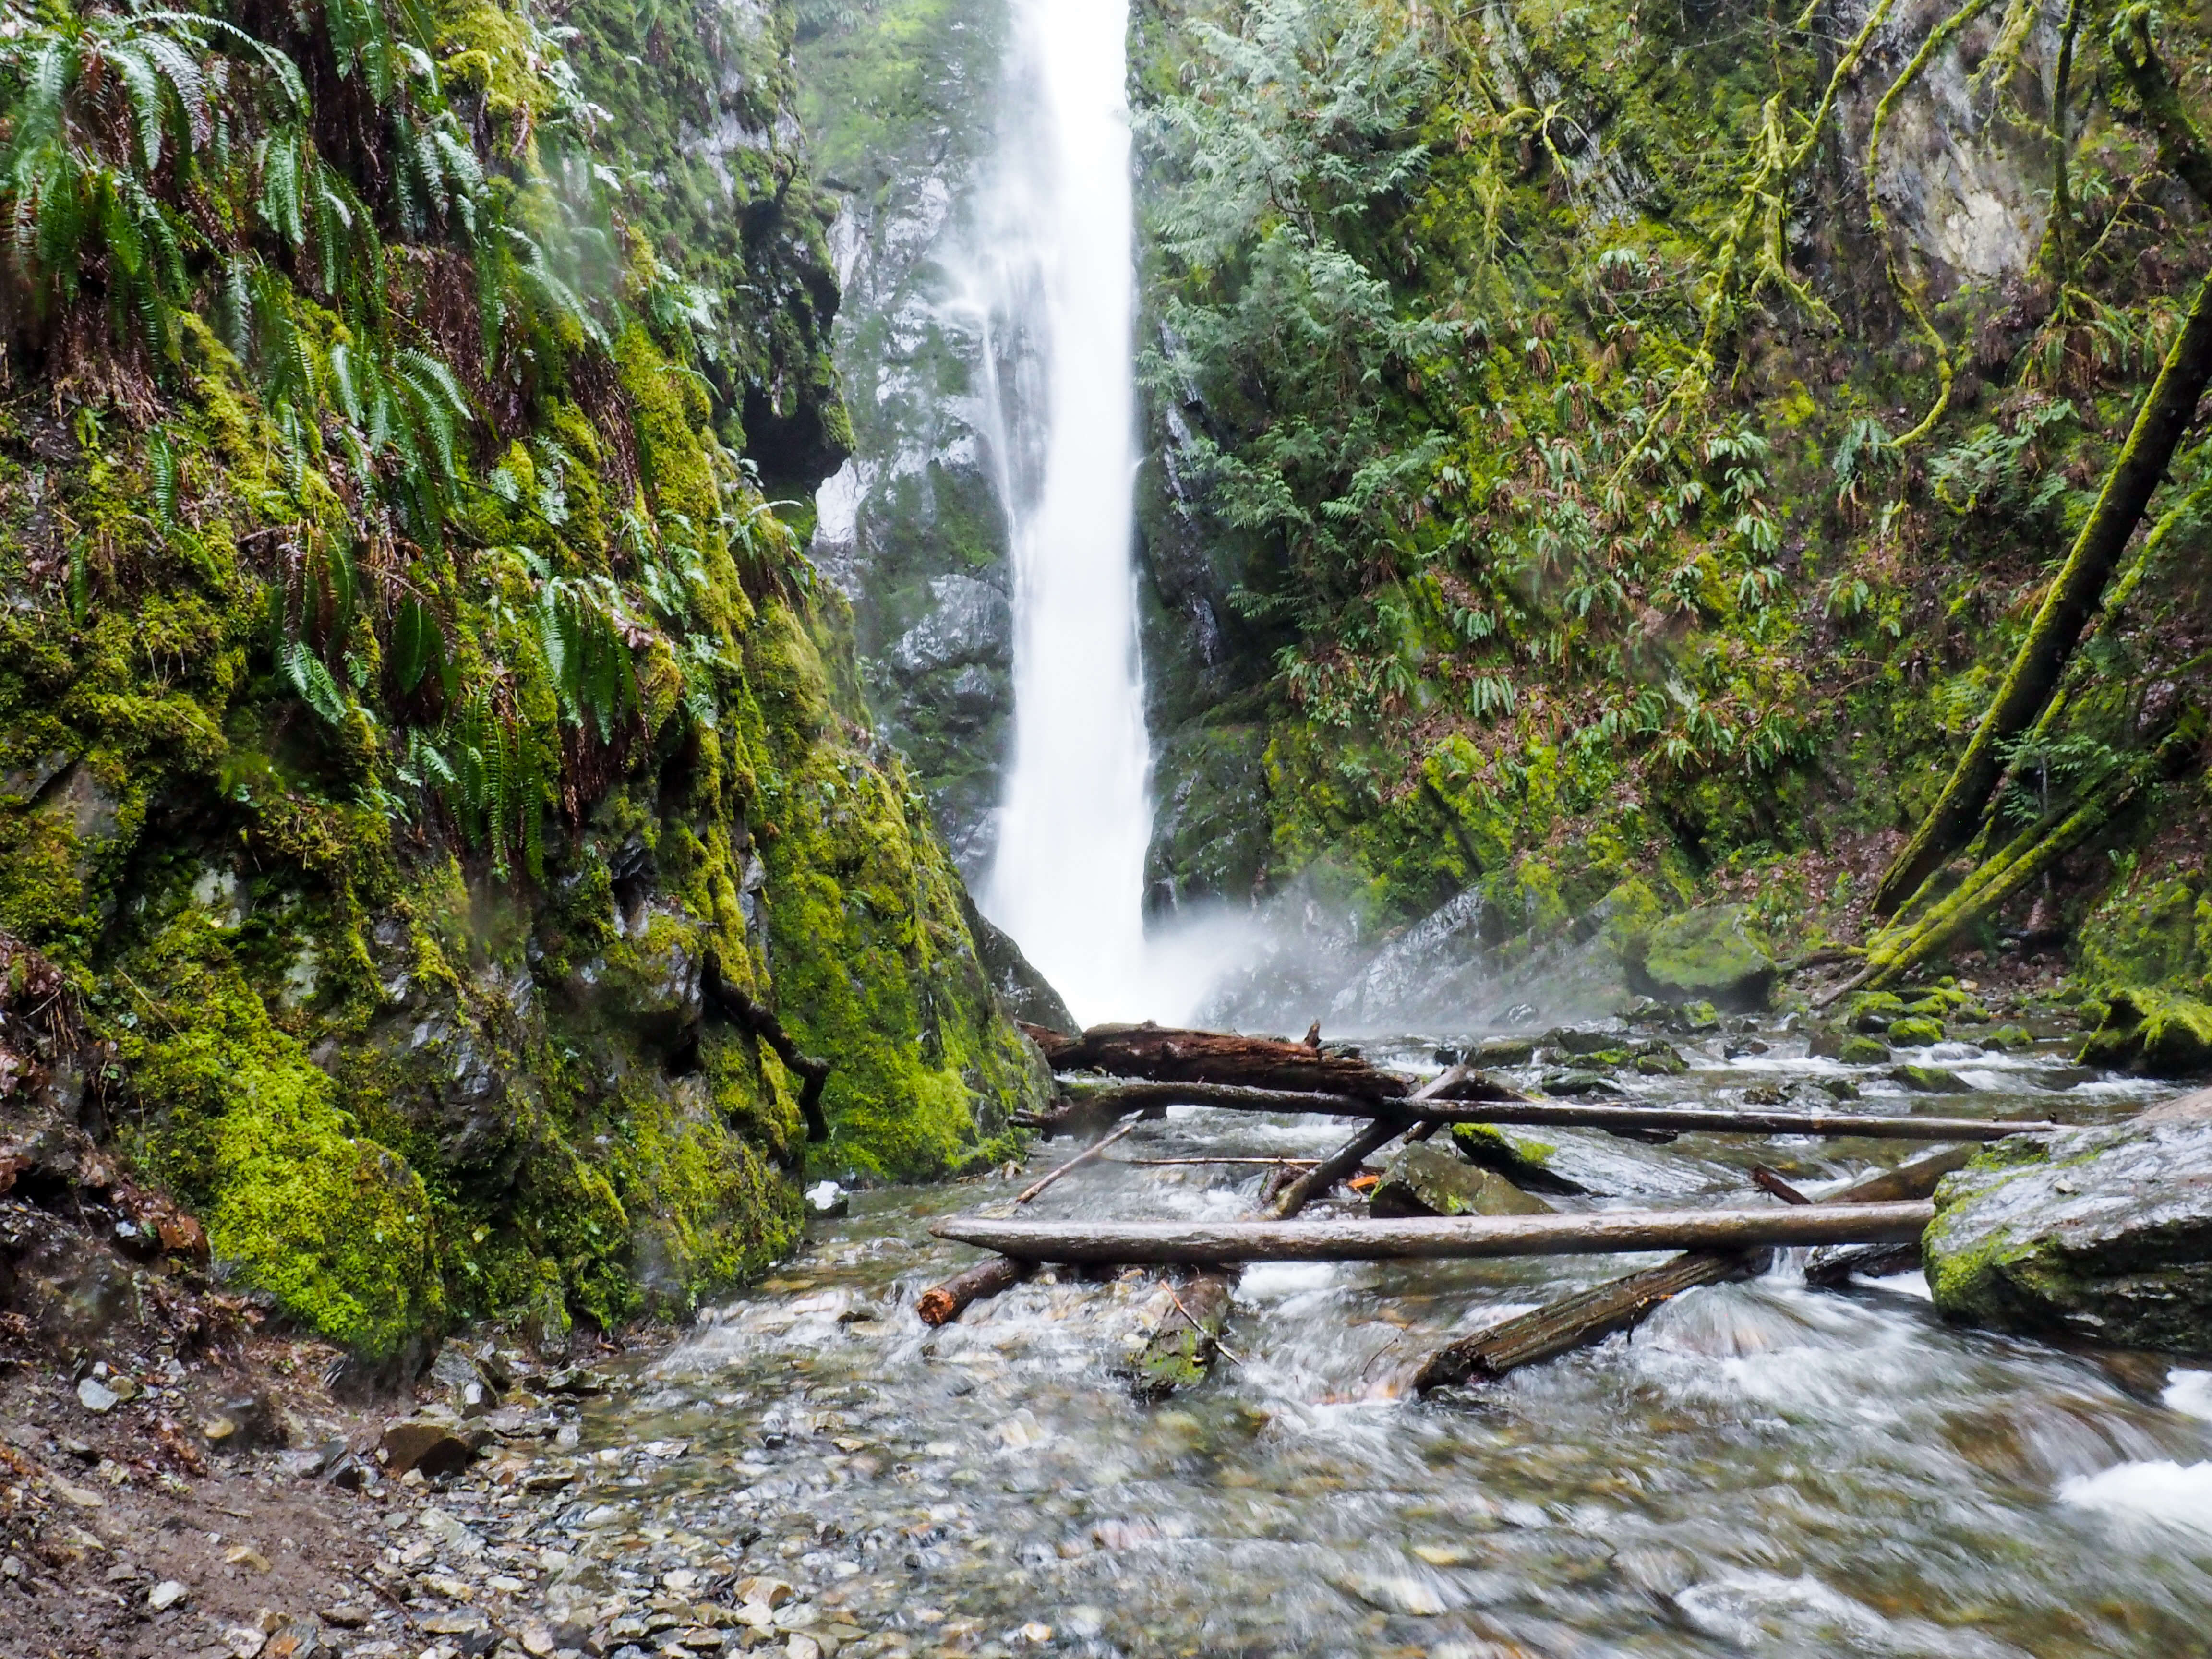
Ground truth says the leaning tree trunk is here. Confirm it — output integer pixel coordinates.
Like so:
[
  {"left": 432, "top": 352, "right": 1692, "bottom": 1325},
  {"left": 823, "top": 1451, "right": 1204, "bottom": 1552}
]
[{"left": 1873, "top": 264, "right": 2212, "bottom": 914}]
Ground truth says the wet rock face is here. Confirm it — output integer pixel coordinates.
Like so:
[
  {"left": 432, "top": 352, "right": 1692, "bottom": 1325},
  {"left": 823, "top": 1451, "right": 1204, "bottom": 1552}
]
[
  {"left": 1925, "top": 1114, "right": 2212, "bottom": 1353},
  {"left": 1625, "top": 905, "right": 1778, "bottom": 1011}
]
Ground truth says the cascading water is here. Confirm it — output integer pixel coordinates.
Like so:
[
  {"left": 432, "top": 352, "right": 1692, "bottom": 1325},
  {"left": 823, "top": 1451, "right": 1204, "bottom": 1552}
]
[{"left": 969, "top": 0, "right": 1156, "bottom": 1024}]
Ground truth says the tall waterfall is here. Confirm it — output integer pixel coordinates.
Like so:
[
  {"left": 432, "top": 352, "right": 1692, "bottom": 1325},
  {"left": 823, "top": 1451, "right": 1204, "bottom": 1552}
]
[{"left": 972, "top": 0, "right": 1155, "bottom": 1023}]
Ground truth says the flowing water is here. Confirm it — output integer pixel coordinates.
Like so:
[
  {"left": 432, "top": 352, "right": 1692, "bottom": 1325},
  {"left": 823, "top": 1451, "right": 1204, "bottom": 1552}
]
[
  {"left": 553, "top": 1030, "right": 2212, "bottom": 1658},
  {"left": 974, "top": 0, "right": 1155, "bottom": 1025}
]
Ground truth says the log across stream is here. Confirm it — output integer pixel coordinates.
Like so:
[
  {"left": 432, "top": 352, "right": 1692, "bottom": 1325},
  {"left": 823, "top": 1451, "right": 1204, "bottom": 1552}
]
[
  {"left": 548, "top": 1023, "right": 2212, "bottom": 1658},
  {"left": 930, "top": 1201, "right": 1935, "bottom": 1263}
]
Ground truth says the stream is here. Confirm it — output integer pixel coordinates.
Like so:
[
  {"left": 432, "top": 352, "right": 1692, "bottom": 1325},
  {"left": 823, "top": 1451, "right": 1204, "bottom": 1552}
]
[{"left": 533, "top": 1025, "right": 2212, "bottom": 1659}]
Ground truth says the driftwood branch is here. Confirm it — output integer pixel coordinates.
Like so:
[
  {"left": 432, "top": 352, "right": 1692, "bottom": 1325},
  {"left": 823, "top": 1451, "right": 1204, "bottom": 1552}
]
[
  {"left": 930, "top": 1201, "right": 1933, "bottom": 1265},
  {"left": 1413, "top": 1143, "right": 1977, "bottom": 1390},
  {"left": 1013, "top": 1120, "right": 1140, "bottom": 1205},
  {"left": 1263, "top": 1062, "right": 1478, "bottom": 1220}
]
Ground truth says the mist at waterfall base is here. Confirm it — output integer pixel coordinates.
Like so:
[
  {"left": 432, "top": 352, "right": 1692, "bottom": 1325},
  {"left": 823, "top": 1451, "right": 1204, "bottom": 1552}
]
[{"left": 941, "top": 0, "right": 1630, "bottom": 1035}]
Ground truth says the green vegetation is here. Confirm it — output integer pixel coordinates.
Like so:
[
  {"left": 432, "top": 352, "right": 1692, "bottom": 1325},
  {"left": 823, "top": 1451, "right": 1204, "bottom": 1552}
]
[
  {"left": 0, "top": 0, "right": 1043, "bottom": 1357},
  {"left": 1130, "top": 0, "right": 2212, "bottom": 1012}
]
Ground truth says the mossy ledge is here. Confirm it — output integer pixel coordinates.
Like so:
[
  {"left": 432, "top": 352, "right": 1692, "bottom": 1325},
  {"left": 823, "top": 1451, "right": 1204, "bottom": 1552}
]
[{"left": 0, "top": 0, "right": 1043, "bottom": 1360}]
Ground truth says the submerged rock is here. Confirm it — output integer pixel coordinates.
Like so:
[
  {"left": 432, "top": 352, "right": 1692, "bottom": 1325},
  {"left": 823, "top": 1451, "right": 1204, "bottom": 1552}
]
[
  {"left": 1926, "top": 1097, "right": 2212, "bottom": 1352},
  {"left": 1624, "top": 905, "right": 1778, "bottom": 1011},
  {"left": 1369, "top": 1141, "right": 1552, "bottom": 1218}
]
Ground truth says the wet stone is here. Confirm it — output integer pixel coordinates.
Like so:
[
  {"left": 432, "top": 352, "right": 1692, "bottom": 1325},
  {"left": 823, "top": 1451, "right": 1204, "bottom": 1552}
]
[{"left": 1369, "top": 1142, "right": 1551, "bottom": 1219}]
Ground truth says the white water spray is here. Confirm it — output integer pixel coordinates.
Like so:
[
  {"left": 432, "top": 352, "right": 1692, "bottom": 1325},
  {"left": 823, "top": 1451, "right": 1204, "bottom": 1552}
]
[{"left": 972, "top": 0, "right": 1155, "bottom": 1023}]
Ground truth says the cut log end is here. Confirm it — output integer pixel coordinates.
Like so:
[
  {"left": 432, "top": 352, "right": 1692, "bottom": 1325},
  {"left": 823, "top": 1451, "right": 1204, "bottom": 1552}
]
[{"left": 914, "top": 1255, "right": 1032, "bottom": 1326}]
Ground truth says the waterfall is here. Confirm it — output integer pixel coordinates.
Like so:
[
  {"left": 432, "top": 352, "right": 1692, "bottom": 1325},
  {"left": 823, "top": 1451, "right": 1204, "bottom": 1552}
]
[{"left": 971, "top": 0, "right": 1155, "bottom": 1023}]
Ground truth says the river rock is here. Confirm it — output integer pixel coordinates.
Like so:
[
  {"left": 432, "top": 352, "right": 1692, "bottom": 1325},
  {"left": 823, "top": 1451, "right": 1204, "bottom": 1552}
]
[
  {"left": 1887, "top": 1016, "right": 1946, "bottom": 1047},
  {"left": 1624, "top": 905, "right": 1778, "bottom": 1011},
  {"left": 1369, "top": 1141, "right": 1551, "bottom": 1219},
  {"left": 2079, "top": 988, "right": 2212, "bottom": 1078},
  {"left": 1890, "top": 1063, "right": 1970, "bottom": 1093},
  {"left": 381, "top": 1419, "right": 473, "bottom": 1478},
  {"left": 1449, "top": 1123, "right": 1589, "bottom": 1195},
  {"left": 1925, "top": 1107, "right": 2212, "bottom": 1351}
]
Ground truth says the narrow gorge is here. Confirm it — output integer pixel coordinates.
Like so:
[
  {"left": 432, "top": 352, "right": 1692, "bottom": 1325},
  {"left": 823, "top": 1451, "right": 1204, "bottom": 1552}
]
[{"left": 6, "top": 0, "right": 2212, "bottom": 1653}]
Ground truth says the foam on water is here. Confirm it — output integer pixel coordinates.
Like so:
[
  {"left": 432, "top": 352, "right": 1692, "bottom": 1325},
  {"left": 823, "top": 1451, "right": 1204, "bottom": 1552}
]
[{"left": 2061, "top": 1460, "right": 2212, "bottom": 1533}]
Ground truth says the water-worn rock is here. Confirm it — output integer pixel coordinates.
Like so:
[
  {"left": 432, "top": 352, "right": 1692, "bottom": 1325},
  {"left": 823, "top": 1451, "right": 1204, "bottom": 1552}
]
[
  {"left": 1624, "top": 905, "right": 1778, "bottom": 1010},
  {"left": 1449, "top": 1124, "right": 1589, "bottom": 1195},
  {"left": 1926, "top": 1104, "right": 2212, "bottom": 1351},
  {"left": 1369, "top": 1141, "right": 1553, "bottom": 1218},
  {"left": 1891, "top": 1063, "right": 1970, "bottom": 1094},
  {"left": 2079, "top": 988, "right": 2212, "bottom": 1078},
  {"left": 381, "top": 1420, "right": 473, "bottom": 1478}
]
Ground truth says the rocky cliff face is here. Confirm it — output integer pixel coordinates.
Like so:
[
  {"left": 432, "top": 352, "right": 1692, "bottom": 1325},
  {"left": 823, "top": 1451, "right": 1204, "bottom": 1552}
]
[
  {"left": 0, "top": 0, "right": 1045, "bottom": 1361},
  {"left": 792, "top": 0, "right": 1022, "bottom": 878}
]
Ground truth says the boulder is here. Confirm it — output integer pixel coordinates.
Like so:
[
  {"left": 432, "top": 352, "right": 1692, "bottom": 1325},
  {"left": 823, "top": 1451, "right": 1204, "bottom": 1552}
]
[
  {"left": 1925, "top": 1108, "right": 2212, "bottom": 1352},
  {"left": 2079, "top": 988, "right": 2212, "bottom": 1078},
  {"left": 1450, "top": 1124, "right": 1589, "bottom": 1195},
  {"left": 1887, "top": 1016, "right": 1947, "bottom": 1047},
  {"left": 1624, "top": 906, "right": 1777, "bottom": 1011},
  {"left": 1369, "top": 1141, "right": 1552, "bottom": 1218},
  {"left": 381, "top": 1419, "right": 474, "bottom": 1478}
]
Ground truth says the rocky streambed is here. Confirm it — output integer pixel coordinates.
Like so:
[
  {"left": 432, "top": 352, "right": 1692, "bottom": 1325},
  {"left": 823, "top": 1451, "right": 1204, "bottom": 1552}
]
[{"left": 29, "top": 1012, "right": 2212, "bottom": 1659}]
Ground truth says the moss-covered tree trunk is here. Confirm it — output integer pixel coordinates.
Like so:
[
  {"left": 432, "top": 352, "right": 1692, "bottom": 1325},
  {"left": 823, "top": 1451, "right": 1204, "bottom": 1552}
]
[{"left": 1873, "top": 267, "right": 2212, "bottom": 914}]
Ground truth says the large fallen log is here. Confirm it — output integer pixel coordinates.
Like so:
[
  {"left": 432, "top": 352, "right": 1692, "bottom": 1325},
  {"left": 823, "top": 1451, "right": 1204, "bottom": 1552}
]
[
  {"left": 1049, "top": 1079, "right": 2054, "bottom": 1141},
  {"left": 930, "top": 1201, "right": 1932, "bottom": 1265},
  {"left": 1412, "top": 1143, "right": 1976, "bottom": 1390},
  {"left": 1023, "top": 1022, "right": 1413, "bottom": 1099}
]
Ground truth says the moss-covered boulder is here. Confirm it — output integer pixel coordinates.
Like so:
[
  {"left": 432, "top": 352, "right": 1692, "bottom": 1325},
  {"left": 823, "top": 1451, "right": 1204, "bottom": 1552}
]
[
  {"left": 1369, "top": 1140, "right": 1552, "bottom": 1219},
  {"left": 1887, "top": 1015, "right": 1947, "bottom": 1047},
  {"left": 1624, "top": 906, "right": 1778, "bottom": 1012},
  {"left": 2079, "top": 988, "right": 2212, "bottom": 1078},
  {"left": 1926, "top": 1110, "right": 2212, "bottom": 1353}
]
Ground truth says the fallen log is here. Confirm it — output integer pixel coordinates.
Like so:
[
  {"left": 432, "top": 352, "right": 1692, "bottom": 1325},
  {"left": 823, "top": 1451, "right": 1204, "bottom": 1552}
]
[
  {"left": 1412, "top": 1142, "right": 1976, "bottom": 1390},
  {"left": 1049, "top": 1079, "right": 2055, "bottom": 1141},
  {"left": 929, "top": 1201, "right": 1933, "bottom": 1265},
  {"left": 914, "top": 1255, "right": 1034, "bottom": 1326},
  {"left": 1024, "top": 1022, "right": 1413, "bottom": 1099}
]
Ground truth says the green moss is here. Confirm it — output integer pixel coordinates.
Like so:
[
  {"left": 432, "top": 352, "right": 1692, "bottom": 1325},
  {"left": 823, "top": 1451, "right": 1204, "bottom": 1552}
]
[
  {"left": 1887, "top": 1015, "right": 1947, "bottom": 1046},
  {"left": 2079, "top": 987, "right": 2212, "bottom": 1077}
]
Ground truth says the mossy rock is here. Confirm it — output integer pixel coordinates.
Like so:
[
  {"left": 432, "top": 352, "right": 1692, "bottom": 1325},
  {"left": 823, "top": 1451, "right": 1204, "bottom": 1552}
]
[
  {"left": 1849, "top": 992, "right": 1907, "bottom": 1033},
  {"left": 1369, "top": 1141, "right": 1552, "bottom": 1219},
  {"left": 1449, "top": 1124, "right": 1587, "bottom": 1195},
  {"left": 1633, "top": 1041, "right": 1688, "bottom": 1075},
  {"left": 1623, "top": 905, "right": 1777, "bottom": 1011},
  {"left": 1926, "top": 1117, "right": 2212, "bottom": 1353},
  {"left": 1887, "top": 1016, "right": 1947, "bottom": 1047},
  {"left": 2078, "top": 988, "right": 2212, "bottom": 1079},
  {"left": 1980, "top": 1024, "right": 2035, "bottom": 1050},
  {"left": 1469, "top": 1036, "right": 1536, "bottom": 1067},
  {"left": 1838, "top": 1035, "right": 1891, "bottom": 1064},
  {"left": 1539, "top": 1070, "right": 1626, "bottom": 1097}
]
